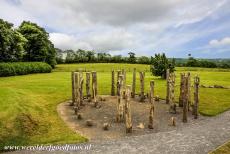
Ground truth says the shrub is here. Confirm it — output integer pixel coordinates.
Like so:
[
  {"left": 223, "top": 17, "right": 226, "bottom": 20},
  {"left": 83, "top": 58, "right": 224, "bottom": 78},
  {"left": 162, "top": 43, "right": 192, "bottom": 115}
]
[{"left": 0, "top": 62, "right": 52, "bottom": 77}]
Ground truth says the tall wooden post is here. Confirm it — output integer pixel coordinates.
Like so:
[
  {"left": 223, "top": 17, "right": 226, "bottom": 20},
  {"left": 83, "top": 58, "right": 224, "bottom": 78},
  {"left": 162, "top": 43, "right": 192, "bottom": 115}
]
[
  {"left": 79, "top": 73, "right": 84, "bottom": 106},
  {"left": 169, "top": 73, "right": 176, "bottom": 113},
  {"left": 122, "top": 69, "right": 126, "bottom": 88},
  {"left": 125, "top": 85, "right": 132, "bottom": 133},
  {"left": 111, "top": 70, "right": 115, "bottom": 96},
  {"left": 182, "top": 76, "right": 188, "bottom": 123},
  {"left": 140, "top": 72, "right": 145, "bottom": 102},
  {"left": 179, "top": 73, "right": 185, "bottom": 107},
  {"left": 148, "top": 81, "right": 154, "bottom": 129},
  {"left": 74, "top": 72, "right": 80, "bottom": 109},
  {"left": 187, "top": 72, "right": 191, "bottom": 111},
  {"left": 132, "top": 68, "right": 136, "bottom": 98},
  {"left": 70, "top": 71, "right": 75, "bottom": 106},
  {"left": 116, "top": 75, "right": 124, "bottom": 122},
  {"left": 92, "top": 71, "right": 97, "bottom": 107},
  {"left": 166, "top": 69, "right": 170, "bottom": 104},
  {"left": 194, "top": 75, "right": 200, "bottom": 119},
  {"left": 117, "top": 70, "right": 121, "bottom": 95},
  {"left": 86, "top": 72, "right": 91, "bottom": 99}
]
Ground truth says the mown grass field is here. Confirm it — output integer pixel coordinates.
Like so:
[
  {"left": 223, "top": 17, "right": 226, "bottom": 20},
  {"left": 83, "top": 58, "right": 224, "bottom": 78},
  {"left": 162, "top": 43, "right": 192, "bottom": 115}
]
[{"left": 0, "top": 63, "right": 230, "bottom": 150}]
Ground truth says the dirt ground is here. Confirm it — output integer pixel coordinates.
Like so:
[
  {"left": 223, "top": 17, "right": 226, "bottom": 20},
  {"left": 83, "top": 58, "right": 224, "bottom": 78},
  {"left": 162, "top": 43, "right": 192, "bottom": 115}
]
[{"left": 57, "top": 95, "right": 201, "bottom": 141}]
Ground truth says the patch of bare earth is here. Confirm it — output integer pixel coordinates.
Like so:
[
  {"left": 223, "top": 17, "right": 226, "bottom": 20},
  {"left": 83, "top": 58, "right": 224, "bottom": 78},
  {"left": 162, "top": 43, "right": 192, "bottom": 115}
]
[{"left": 57, "top": 95, "right": 205, "bottom": 141}]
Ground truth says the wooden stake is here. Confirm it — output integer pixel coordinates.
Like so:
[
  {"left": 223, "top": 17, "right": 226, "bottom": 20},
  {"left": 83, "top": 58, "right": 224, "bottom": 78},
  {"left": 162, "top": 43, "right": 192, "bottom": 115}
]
[
  {"left": 148, "top": 81, "right": 154, "bottom": 129},
  {"left": 125, "top": 85, "right": 132, "bottom": 133},
  {"left": 70, "top": 71, "right": 75, "bottom": 106},
  {"left": 132, "top": 68, "right": 136, "bottom": 98},
  {"left": 79, "top": 73, "right": 84, "bottom": 106},
  {"left": 179, "top": 73, "right": 185, "bottom": 107},
  {"left": 187, "top": 72, "right": 191, "bottom": 111},
  {"left": 74, "top": 72, "right": 80, "bottom": 109},
  {"left": 140, "top": 72, "right": 145, "bottom": 102},
  {"left": 111, "top": 70, "right": 115, "bottom": 96},
  {"left": 166, "top": 69, "right": 170, "bottom": 104},
  {"left": 116, "top": 75, "right": 124, "bottom": 122},
  {"left": 122, "top": 69, "right": 126, "bottom": 88},
  {"left": 92, "top": 71, "right": 97, "bottom": 107},
  {"left": 86, "top": 72, "right": 91, "bottom": 99},
  {"left": 117, "top": 70, "right": 121, "bottom": 95},
  {"left": 182, "top": 76, "right": 188, "bottom": 123},
  {"left": 194, "top": 75, "right": 200, "bottom": 119}
]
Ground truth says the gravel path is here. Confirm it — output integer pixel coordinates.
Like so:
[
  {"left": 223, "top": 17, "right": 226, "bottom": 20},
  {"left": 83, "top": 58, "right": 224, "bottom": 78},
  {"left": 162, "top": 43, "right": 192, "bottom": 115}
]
[{"left": 6, "top": 110, "right": 230, "bottom": 154}]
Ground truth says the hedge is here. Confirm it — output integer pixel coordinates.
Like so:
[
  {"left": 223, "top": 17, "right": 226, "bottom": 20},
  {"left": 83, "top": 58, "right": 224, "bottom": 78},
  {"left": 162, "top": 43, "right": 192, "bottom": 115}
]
[{"left": 0, "top": 62, "right": 52, "bottom": 77}]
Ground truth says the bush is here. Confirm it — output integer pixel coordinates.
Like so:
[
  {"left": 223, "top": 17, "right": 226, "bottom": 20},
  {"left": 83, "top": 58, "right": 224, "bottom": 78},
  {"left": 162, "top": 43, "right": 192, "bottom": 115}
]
[{"left": 0, "top": 62, "right": 52, "bottom": 77}]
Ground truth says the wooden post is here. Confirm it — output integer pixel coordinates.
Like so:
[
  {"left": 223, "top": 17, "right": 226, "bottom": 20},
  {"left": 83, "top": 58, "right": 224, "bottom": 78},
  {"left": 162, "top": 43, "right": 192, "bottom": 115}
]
[
  {"left": 116, "top": 75, "right": 124, "bottom": 122},
  {"left": 92, "top": 71, "right": 97, "bottom": 107},
  {"left": 70, "top": 71, "right": 75, "bottom": 106},
  {"left": 111, "top": 70, "right": 115, "bottom": 96},
  {"left": 179, "top": 73, "right": 185, "bottom": 107},
  {"left": 125, "top": 85, "right": 132, "bottom": 133},
  {"left": 86, "top": 72, "right": 91, "bottom": 99},
  {"left": 194, "top": 75, "right": 200, "bottom": 119},
  {"left": 132, "top": 68, "right": 136, "bottom": 98},
  {"left": 187, "top": 72, "right": 191, "bottom": 111},
  {"left": 117, "top": 70, "right": 121, "bottom": 95},
  {"left": 166, "top": 69, "right": 170, "bottom": 104},
  {"left": 140, "top": 72, "right": 145, "bottom": 102},
  {"left": 122, "top": 69, "right": 126, "bottom": 88},
  {"left": 169, "top": 73, "right": 176, "bottom": 113},
  {"left": 148, "top": 81, "right": 154, "bottom": 129},
  {"left": 79, "top": 73, "right": 84, "bottom": 106},
  {"left": 74, "top": 72, "right": 80, "bottom": 110},
  {"left": 182, "top": 76, "right": 188, "bottom": 123}
]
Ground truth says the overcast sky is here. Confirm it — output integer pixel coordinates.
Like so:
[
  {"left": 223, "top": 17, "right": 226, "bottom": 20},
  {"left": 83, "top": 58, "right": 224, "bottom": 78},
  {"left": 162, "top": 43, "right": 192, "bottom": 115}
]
[{"left": 1, "top": 0, "right": 230, "bottom": 58}]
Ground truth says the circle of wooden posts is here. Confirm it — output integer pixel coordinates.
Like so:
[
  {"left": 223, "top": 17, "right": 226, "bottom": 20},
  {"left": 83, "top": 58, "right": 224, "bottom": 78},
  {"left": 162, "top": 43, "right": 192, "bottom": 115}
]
[{"left": 70, "top": 68, "right": 200, "bottom": 134}]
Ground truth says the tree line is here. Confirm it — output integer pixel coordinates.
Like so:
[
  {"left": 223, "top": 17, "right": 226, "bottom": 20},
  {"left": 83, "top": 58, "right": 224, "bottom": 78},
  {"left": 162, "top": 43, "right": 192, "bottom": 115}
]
[
  {"left": 56, "top": 49, "right": 230, "bottom": 68},
  {"left": 0, "top": 18, "right": 56, "bottom": 68}
]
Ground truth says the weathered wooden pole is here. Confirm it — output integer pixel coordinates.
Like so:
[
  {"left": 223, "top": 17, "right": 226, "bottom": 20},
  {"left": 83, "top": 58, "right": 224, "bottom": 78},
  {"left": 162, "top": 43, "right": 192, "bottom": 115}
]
[
  {"left": 182, "top": 76, "right": 188, "bottom": 123},
  {"left": 86, "top": 72, "right": 91, "bottom": 99},
  {"left": 111, "top": 70, "right": 115, "bottom": 96},
  {"left": 179, "top": 73, "right": 185, "bottom": 107},
  {"left": 169, "top": 73, "right": 176, "bottom": 113},
  {"left": 117, "top": 70, "right": 122, "bottom": 95},
  {"left": 187, "top": 72, "right": 191, "bottom": 111},
  {"left": 70, "top": 71, "right": 75, "bottom": 106},
  {"left": 92, "top": 71, "right": 97, "bottom": 98},
  {"left": 116, "top": 75, "right": 124, "bottom": 122},
  {"left": 194, "top": 75, "right": 200, "bottom": 119},
  {"left": 148, "top": 81, "right": 154, "bottom": 129},
  {"left": 74, "top": 72, "right": 80, "bottom": 110},
  {"left": 79, "top": 73, "right": 84, "bottom": 106},
  {"left": 125, "top": 85, "right": 132, "bottom": 133},
  {"left": 166, "top": 69, "right": 170, "bottom": 104},
  {"left": 92, "top": 71, "right": 98, "bottom": 107},
  {"left": 122, "top": 69, "right": 126, "bottom": 88},
  {"left": 132, "top": 68, "right": 136, "bottom": 98},
  {"left": 140, "top": 72, "right": 145, "bottom": 102}
]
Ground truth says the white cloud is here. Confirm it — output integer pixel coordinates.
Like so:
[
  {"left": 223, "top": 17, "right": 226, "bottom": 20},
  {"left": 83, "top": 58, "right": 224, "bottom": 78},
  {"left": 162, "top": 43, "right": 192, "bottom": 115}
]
[{"left": 209, "top": 37, "right": 230, "bottom": 47}]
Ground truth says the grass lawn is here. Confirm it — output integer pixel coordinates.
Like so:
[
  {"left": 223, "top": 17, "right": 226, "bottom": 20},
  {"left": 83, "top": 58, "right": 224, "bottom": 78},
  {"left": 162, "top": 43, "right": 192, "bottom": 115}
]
[
  {"left": 0, "top": 63, "right": 230, "bottom": 150},
  {"left": 210, "top": 141, "right": 230, "bottom": 154}
]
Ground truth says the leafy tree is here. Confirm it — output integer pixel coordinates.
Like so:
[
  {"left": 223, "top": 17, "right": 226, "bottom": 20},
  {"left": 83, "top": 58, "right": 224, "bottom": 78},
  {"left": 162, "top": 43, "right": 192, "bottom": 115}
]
[
  {"left": 137, "top": 56, "right": 150, "bottom": 64},
  {"left": 65, "top": 50, "right": 75, "bottom": 63},
  {"left": 18, "top": 21, "right": 56, "bottom": 67},
  {"left": 86, "top": 50, "right": 95, "bottom": 62},
  {"left": 128, "top": 52, "right": 136, "bottom": 63},
  {"left": 186, "top": 57, "right": 199, "bottom": 67},
  {"left": 0, "top": 19, "right": 27, "bottom": 62},
  {"left": 150, "top": 53, "right": 175, "bottom": 79}
]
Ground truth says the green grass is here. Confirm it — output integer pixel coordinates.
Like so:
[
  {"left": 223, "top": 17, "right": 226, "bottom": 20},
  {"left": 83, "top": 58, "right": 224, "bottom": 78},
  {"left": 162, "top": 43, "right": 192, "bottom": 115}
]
[
  {"left": 0, "top": 63, "right": 230, "bottom": 150},
  {"left": 210, "top": 141, "right": 230, "bottom": 154}
]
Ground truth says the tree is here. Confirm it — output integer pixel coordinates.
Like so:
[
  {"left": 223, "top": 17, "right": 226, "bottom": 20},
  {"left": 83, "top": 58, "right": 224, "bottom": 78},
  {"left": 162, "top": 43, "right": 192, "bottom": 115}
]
[
  {"left": 18, "top": 21, "right": 56, "bottom": 68},
  {"left": 150, "top": 53, "right": 175, "bottom": 79},
  {"left": 0, "top": 19, "right": 27, "bottom": 62},
  {"left": 128, "top": 52, "right": 136, "bottom": 63}
]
